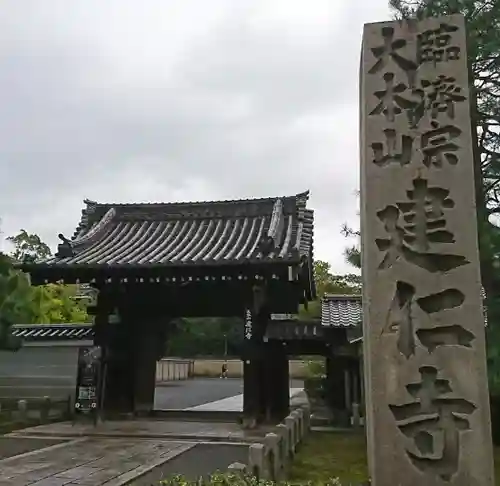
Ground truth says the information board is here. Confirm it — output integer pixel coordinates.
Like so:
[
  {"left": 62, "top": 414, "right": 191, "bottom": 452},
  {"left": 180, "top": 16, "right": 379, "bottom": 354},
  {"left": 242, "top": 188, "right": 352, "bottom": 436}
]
[{"left": 74, "top": 346, "right": 101, "bottom": 418}]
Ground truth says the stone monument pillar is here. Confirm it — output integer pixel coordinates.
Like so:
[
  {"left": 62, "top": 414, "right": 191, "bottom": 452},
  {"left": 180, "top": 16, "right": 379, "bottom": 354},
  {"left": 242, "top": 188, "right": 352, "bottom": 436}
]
[{"left": 360, "top": 14, "right": 494, "bottom": 485}]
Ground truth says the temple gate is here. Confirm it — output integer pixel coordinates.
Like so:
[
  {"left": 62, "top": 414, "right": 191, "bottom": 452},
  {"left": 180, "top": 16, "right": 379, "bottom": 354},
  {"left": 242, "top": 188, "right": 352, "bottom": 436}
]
[{"left": 20, "top": 191, "right": 315, "bottom": 425}]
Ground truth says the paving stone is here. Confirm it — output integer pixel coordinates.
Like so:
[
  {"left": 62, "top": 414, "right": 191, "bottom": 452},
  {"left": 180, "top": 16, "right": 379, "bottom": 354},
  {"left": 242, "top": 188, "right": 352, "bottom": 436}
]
[
  {"left": 55, "top": 466, "right": 103, "bottom": 479},
  {"left": 8, "top": 419, "right": 258, "bottom": 441},
  {"left": 0, "top": 438, "right": 195, "bottom": 486},
  {"left": 31, "top": 478, "right": 73, "bottom": 486}
]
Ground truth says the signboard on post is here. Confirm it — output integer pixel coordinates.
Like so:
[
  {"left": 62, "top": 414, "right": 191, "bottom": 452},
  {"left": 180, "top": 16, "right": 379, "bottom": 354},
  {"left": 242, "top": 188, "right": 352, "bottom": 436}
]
[{"left": 74, "top": 346, "right": 102, "bottom": 423}]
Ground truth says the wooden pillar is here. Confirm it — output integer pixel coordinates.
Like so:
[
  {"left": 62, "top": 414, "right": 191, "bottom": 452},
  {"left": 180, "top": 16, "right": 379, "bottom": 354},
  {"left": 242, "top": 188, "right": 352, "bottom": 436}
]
[
  {"left": 93, "top": 294, "right": 134, "bottom": 415},
  {"left": 359, "top": 353, "right": 365, "bottom": 410},
  {"left": 327, "top": 355, "right": 346, "bottom": 410},
  {"left": 243, "top": 357, "right": 262, "bottom": 425},
  {"left": 101, "top": 315, "right": 135, "bottom": 414},
  {"left": 264, "top": 341, "right": 289, "bottom": 422},
  {"left": 352, "top": 365, "right": 359, "bottom": 405},
  {"left": 344, "top": 367, "right": 352, "bottom": 413},
  {"left": 132, "top": 321, "right": 158, "bottom": 414},
  {"left": 242, "top": 283, "right": 269, "bottom": 427}
]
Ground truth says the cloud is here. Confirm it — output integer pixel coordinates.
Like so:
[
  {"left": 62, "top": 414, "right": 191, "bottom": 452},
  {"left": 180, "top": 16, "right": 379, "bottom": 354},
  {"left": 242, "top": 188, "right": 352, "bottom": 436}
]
[{"left": 0, "top": 0, "right": 391, "bottom": 272}]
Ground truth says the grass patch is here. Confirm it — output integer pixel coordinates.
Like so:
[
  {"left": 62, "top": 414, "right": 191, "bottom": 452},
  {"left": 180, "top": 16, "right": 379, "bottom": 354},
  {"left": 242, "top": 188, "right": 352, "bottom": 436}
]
[
  {"left": 290, "top": 431, "right": 500, "bottom": 484},
  {"left": 289, "top": 431, "right": 368, "bottom": 484}
]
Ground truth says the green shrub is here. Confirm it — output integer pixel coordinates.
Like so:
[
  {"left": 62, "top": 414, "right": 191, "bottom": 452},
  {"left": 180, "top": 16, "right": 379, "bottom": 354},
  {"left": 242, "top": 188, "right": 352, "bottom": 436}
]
[
  {"left": 155, "top": 474, "right": 348, "bottom": 486},
  {"left": 305, "top": 360, "right": 325, "bottom": 379}
]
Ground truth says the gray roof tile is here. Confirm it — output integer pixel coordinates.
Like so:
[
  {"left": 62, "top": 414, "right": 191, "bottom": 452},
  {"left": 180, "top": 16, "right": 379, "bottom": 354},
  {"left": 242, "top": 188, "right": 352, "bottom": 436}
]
[
  {"left": 321, "top": 294, "right": 362, "bottom": 328},
  {"left": 11, "top": 324, "right": 94, "bottom": 341}
]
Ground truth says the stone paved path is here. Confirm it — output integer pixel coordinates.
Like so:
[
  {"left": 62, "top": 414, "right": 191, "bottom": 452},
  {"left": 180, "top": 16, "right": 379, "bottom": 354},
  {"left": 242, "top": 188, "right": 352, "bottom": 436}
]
[
  {"left": 0, "top": 437, "right": 195, "bottom": 486},
  {"left": 7, "top": 419, "right": 261, "bottom": 442},
  {"left": 0, "top": 384, "right": 309, "bottom": 484}
]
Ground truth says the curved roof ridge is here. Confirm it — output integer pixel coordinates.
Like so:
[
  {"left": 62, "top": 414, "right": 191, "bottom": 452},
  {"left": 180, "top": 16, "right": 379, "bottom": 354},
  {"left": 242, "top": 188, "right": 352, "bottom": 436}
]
[{"left": 78, "top": 190, "right": 311, "bottom": 208}]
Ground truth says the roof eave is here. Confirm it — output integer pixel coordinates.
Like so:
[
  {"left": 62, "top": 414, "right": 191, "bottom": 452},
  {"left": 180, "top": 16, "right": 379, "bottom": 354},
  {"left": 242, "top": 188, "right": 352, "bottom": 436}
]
[{"left": 21, "top": 258, "right": 304, "bottom": 285}]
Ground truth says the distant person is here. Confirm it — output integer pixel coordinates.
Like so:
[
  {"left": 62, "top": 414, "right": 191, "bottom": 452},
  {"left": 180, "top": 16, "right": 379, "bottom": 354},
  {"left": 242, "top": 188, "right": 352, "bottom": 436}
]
[{"left": 220, "top": 361, "right": 228, "bottom": 379}]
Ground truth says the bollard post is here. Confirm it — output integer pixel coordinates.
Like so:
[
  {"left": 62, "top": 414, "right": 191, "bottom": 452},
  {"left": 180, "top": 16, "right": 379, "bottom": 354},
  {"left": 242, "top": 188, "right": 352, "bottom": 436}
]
[
  {"left": 264, "top": 432, "right": 281, "bottom": 481},
  {"left": 352, "top": 402, "right": 361, "bottom": 429},
  {"left": 40, "top": 396, "right": 51, "bottom": 422},
  {"left": 290, "top": 410, "right": 301, "bottom": 445},
  {"left": 302, "top": 404, "right": 311, "bottom": 432},
  {"left": 284, "top": 415, "right": 295, "bottom": 457},
  {"left": 17, "top": 399, "right": 28, "bottom": 422},
  {"left": 275, "top": 423, "right": 290, "bottom": 470},
  {"left": 295, "top": 408, "right": 304, "bottom": 441},
  {"left": 227, "top": 462, "right": 247, "bottom": 476},
  {"left": 248, "top": 443, "right": 265, "bottom": 480}
]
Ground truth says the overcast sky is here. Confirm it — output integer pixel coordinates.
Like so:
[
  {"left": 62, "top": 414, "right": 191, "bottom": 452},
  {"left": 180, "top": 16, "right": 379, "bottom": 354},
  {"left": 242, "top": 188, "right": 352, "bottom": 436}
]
[{"left": 0, "top": 0, "right": 391, "bottom": 274}]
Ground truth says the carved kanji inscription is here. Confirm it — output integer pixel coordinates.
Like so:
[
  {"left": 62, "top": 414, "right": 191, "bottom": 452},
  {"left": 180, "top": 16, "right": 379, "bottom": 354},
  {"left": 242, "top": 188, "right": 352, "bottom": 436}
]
[
  {"left": 417, "top": 23, "right": 461, "bottom": 65},
  {"left": 383, "top": 282, "right": 469, "bottom": 358},
  {"left": 390, "top": 367, "right": 476, "bottom": 482},
  {"left": 369, "top": 72, "right": 416, "bottom": 123},
  {"left": 421, "top": 121, "right": 462, "bottom": 167},
  {"left": 372, "top": 129, "right": 413, "bottom": 167},
  {"left": 417, "top": 325, "right": 475, "bottom": 353},
  {"left": 410, "top": 75, "right": 467, "bottom": 128},
  {"left": 369, "top": 26, "right": 417, "bottom": 78},
  {"left": 375, "top": 178, "right": 469, "bottom": 272}
]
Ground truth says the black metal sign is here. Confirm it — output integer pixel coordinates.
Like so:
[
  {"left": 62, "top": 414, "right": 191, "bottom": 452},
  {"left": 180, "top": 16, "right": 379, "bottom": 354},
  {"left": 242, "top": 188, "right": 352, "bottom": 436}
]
[{"left": 74, "top": 346, "right": 101, "bottom": 417}]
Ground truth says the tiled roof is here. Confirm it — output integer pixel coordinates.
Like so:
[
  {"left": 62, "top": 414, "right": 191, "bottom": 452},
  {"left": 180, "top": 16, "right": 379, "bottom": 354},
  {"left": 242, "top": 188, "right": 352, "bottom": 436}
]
[
  {"left": 11, "top": 324, "right": 94, "bottom": 342},
  {"left": 35, "top": 192, "right": 313, "bottom": 268},
  {"left": 321, "top": 294, "right": 362, "bottom": 328},
  {"left": 323, "top": 289, "right": 487, "bottom": 339}
]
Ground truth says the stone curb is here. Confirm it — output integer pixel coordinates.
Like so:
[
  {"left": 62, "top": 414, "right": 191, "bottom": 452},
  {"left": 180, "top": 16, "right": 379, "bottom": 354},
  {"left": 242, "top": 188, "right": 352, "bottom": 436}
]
[
  {"left": 229, "top": 401, "right": 312, "bottom": 480},
  {"left": 7, "top": 430, "right": 263, "bottom": 443}
]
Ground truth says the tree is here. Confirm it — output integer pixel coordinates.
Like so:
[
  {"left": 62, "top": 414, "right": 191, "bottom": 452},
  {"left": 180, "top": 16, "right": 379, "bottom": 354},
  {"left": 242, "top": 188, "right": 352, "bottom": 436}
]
[
  {"left": 30, "top": 284, "right": 89, "bottom": 324},
  {"left": 6, "top": 229, "right": 51, "bottom": 263},
  {"left": 299, "top": 260, "right": 361, "bottom": 319},
  {"left": 5, "top": 230, "right": 90, "bottom": 325},
  {"left": 166, "top": 317, "right": 243, "bottom": 357},
  {"left": 341, "top": 225, "right": 361, "bottom": 269},
  {"left": 0, "top": 253, "right": 29, "bottom": 350}
]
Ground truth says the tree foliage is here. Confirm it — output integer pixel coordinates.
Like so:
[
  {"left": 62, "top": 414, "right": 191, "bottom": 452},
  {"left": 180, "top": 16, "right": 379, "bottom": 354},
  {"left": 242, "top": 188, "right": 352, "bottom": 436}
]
[
  {"left": 0, "top": 253, "right": 28, "bottom": 350},
  {"left": 30, "top": 284, "right": 90, "bottom": 324},
  {"left": 0, "top": 229, "right": 90, "bottom": 349},
  {"left": 6, "top": 229, "right": 51, "bottom": 264},
  {"left": 341, "top": 225, "right": 361, "bottom": 269},
  {"left": 167, "top": 317, "right": 243, "bottom": 357},
  {"left": 299, "top": 260, "right": 361, "bottom": 319}
]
